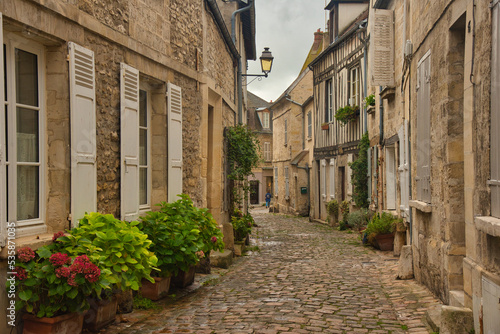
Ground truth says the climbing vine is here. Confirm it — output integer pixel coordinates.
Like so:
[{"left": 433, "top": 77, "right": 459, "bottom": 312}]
[
  {"left": 226, "top": 124, "right": 261, "bottom": 212},
  {"left": 349, "top": 132, "right": 370, "bottom": 209}
]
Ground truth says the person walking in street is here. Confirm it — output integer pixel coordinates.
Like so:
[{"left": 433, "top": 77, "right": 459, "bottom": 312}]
[{"left": 265, "top": 190, "right": 272, "bottom": 208}]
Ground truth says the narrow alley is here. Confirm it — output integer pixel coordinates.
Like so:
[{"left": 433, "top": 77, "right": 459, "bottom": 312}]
[{"left": 101, "top": 209, "right": 441, "bottom": 334}]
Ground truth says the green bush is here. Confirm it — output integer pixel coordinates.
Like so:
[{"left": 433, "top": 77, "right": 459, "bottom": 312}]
[
  {"left": 347, "top": 209, "right": 370, "bottom": 230},
  {"left": 53, "top": 213, "right": 158, "bottom": 291},
  {"left": 365, "top": 212, "right": 401, "bottom": 246},
  {"left": 364, "top": 94, "right": 375, "bottom": 108},
  {"left": 339, "top": 200, "right": 350, "bottom": 222},
  {"left": 231, "top": 209, "right": 254, "bottom": 242},
  {"left": 326, "top": 200, "right": 339, "bottom": 221},
  {"left": 335, "top": 105, "right": 359, "bottom": 125},
  {"left": 349, "top": 132, "right": 370, "bottom": 209}
]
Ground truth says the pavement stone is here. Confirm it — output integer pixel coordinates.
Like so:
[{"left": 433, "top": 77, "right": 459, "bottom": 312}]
[{"left": 97, "top": 208, "right": 442, "bottom": 333}]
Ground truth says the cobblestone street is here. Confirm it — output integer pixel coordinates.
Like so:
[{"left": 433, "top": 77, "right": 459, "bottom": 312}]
[{"left": 100, "top": 208, "right": 442, "bottom": 334}]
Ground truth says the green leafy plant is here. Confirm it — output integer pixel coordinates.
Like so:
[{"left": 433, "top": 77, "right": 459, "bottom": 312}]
[
  {"left": 133, "top": 294, "right": 160, "bottom": 310},
  {"left": 365, "top": 212, "right": 400, "bottom": 246},
  {"left": 347, "top": 208, "right": 371, "bottom": 230},
  {"left": 349, "top": 132, "right": 370, "bottom": 208},
  {"left": 327, "top": 200, "right": 339, "bottom": 219},
  {"left": 339, "top": 200, "right": 350, "bottom": 223},
  {"left": 140, "top": 194, "right": 225, "bottom": 276},
  {"left": 53, "top": 213, "right": 158, "bottom": 291},
  {"left": 364, "top": 94, "right": 375, "bottom": 108},
  {"left": 335, "top": 105, "right": 359, "bottom": 125},
  {"left": 226, "top": 124, "right": 261, "bottom": 212},
  {"left": 9, "top": 242, "right": 110, "bottom": 318},
  {"left": 231, "top": 209, "right": 254, "bottom": 242}
]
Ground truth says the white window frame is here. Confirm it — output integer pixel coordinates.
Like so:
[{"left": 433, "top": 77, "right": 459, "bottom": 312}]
[
  {"left": 3, "top": 33, "right": 46, "bottom": 237},
  {"left": 321, "top": 159, "right": 327, "bottom": 201},
  {"left": 350, "top": 65, "right": 361, "bottom": 107},
  {"left": 385, "top": 146, "right": 397, "bottom": 210},
  {"left": 264, "top": 142, "right": 271, "bottom": 162},
  {"left": 307, "top": 111, "right": 312, "bottom": 138},
  {"left": 262, "top": 112, "right": 270, "bottom": 129},
  {"left": 138, "top": 86, "right": 151, "bottom": 212},
  {"left": 329, "top": 158, "right": 335, "bottom": 199},
  {"left": 326, "top": 79, "right": 333, "bottom": 123}
]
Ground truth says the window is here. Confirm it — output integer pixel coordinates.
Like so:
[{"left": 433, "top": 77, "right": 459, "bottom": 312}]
[
  {"left": 325, "top": 79, "right": 333, "bottom": 123},
  {"left": 329, "top": 159, "right": 335, "bottom": 199},
  {"left": 491, "top": 4, "right": 500, "bottom": 218},
  {"left": 139, "top": 88, "right": 150, "bottom": 209},
  {"left": 307, "top": 111, "right": 312, "bottom": 138},
  {"left": 321, "top": 159, "right": 326, "bottom": 200},
  {"left": 2, "top": 35, "right": 46, "bottom": 235},
  {"left": 350, "top": 66, "right": 361, "bottom": 107},
  {"left": 284, "top": 119, "right": 288, "bottom": 145},
  {"left": 263, "top": 142, "right": 271, "bottom": 161},
  {"left": 262, "top": 112, "right": 270, "bottom": 129}
]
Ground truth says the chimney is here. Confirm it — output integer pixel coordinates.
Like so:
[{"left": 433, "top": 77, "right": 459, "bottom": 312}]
[{"left": 314, "top": 29, "right": 323, "bottom": 43}]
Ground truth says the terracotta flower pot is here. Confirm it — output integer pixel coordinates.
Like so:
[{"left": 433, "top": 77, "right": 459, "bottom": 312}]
[
  {"left": 374, "top": 233, "right": 395, "bottom": 251},
  {"left": 171, "top": 266, "right": 196, "bottom": 288},
  {"left": 23, "top": 312, "right": 84, "bottom": 334},
  {"left": 140, "top": 276, "right": 171, "bottom": 301},
  {"left": 83, "top": 296, "right": 118, "bottom": 331}
]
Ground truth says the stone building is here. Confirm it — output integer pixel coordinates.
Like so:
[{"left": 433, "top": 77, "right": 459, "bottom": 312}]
[
  {"left": 309, "top": 1, "right": 369, "bottom": 221},
  {"left": 0, "top": 0, "right": 255, "bottom": 331},
  {"left": 270, "top": 29, "right": 324, "bottom": 215},
  {"left": 363, "top": 0, "right": 499, "bottom": 332},
  {"left": 247, "top": 92, "right": 272, "bottom": 206}
]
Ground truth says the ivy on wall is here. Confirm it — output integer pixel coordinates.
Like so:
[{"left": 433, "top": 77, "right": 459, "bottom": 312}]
[{"left": 349, "top": 132, "right": 370, "bottom": 209}]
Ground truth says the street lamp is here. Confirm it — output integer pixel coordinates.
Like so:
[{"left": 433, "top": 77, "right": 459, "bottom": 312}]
[{"left": 243, "top": 47, "right": 274, "bottom": 78}]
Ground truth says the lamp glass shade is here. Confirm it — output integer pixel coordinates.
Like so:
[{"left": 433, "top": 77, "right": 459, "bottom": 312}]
[{"left": 259, "top": 47, "right": 273, "bottom": 74}]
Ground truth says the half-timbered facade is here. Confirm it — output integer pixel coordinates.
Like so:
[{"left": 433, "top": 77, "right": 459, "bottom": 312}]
[{"left": 310, "top": 1, "right": 369, "bottom": 220}]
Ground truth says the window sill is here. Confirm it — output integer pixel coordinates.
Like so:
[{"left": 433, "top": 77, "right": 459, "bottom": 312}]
[
  {"left": 307, "top": 136, "right": 312, "bottom": 141},
  {"left": 0, "top": 233, "right": 55, "bottom": 260},
  {"left": 475, "top": 216, "right": 500, "bottom": 237},
  {"left": 409, "top": 200, "right": 432, "bottom": 213}
]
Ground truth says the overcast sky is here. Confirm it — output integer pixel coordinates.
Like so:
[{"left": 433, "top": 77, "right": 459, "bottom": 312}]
[{"left": 247, "top": 0, "right": 328, "bottom": 103}]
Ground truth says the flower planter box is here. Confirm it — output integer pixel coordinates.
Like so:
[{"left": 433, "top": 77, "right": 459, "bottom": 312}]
[
  {"left": 23, "top": 312, "right": 84, "bottom": 334},
  {"left": 321, "top": 124, "right": 329, "bottom": 130},
  {"left": 83, "top": 296, "right": 118, "bottom": 331},
  {"left": 140, "top": 276, "right": 171, "bottom": 301},
  {"left": 171, "top": 266, "right": 196, "bottom": 288},
  {"left": 374, "top": 233, "right": 395, "bottom": 251}
]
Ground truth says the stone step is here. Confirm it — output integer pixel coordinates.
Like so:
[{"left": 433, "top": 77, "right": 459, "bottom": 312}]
[
  {"left": 449, "top": 290, "right": 465, "bottom": 308},
  {"left": 210, "top": 249, "right": 233, "bottom": 269}
]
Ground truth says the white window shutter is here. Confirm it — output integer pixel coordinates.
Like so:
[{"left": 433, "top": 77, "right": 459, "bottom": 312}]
[
  {"left": 68, "top": 42, "right": 97, "bottom": 227},
  {"left": 370, "top": 9, "right": 395, "bottom": 87},
  {"left": 120, "top": 63, "right": 140, "bottom": 221},
  {"left": 329, "top": 159, "right": 335, "bottom": 199},
  {"left": 0, "top": 12, "right": 6, "bottom": 246},
  {"left": 168, "top": 82, "right": 182, "bottom": 203},
  {"left": 491, "top": 3, "right": 500, "bottom": 218},
  {"left": 347, "top": 154, "right": 353, "bottom": 196},
  {"left": 367, "top": 147, "right": 372, "bottom": 204},
  {"left": 416, "top": 52, "right": 431, "bottom": 203},
  {"left": 321, "top": 159, "right": 326, "bottom": 200},
  {"left": 398, "top": 121, "right": 410, "bottom": 216},
  {"left": 285, "top": 167, "right": 289, "bottom": 197},
  {"left": 274, "top": 167, "right": 278, "bottom": 195},
  {"left": 386, "top": 148, "right": 396, "bottom": 210}
]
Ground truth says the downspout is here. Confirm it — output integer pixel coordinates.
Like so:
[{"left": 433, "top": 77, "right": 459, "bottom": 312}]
[
  {"left": 231, "top": 0, "right": 254, "bottom": 124},
  {"left": 379, "top": 86, "right": 384, "bottom": 146},
  {"left": 357, "top": 21, "right": 368, "bottom": 134}
]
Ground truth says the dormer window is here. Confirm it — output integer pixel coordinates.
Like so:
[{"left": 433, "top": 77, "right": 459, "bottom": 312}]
[{"left": 263, "top": 111, "right": 270, "bottom": 129}]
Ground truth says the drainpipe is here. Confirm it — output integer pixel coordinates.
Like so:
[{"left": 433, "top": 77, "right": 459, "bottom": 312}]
[
  {"left": 231, "top": 0, "right": 253, "bottom": 124},
  {"left": 357, "top": 20, "right": 368, "bottom": 134}
]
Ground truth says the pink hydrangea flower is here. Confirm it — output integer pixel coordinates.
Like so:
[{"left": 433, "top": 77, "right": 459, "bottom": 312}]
[
  {"left": 69, "top": 255, "right": 100, "bottom": 283},
  {"left": 14, "top": 267, "right": 27, "bottom": 281},
  {"left": 55, "top": 267, "right": 71, "bottom": 278},
  {"left": 211, "top": 236, "right": 217, "bottom": 243},
  {"left": 49, "top": 253, "right": 71, "bottom": 267},
  {"left": 17, "top": 247, "right": 35, "bottom": 263},
  {"left": 52, "top": 231, "right": 65, "bottom": 243}
]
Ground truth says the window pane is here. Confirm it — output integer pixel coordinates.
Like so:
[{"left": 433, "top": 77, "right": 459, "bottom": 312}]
[
  {"left": 139, "top": 167, "right": 147, "bottom": 206},
  {"left": 139, "top": 90, "right": 147, "bottom": 127},
  {"left": 17, "top": 165, "right": 39, "bottom": 220},
  {"left": 17, "top": 107, "right": 39, "bottom": 162},
  {"left": 15, "top": 49, "right": 38, "bottom": 106},
  {"left": 139, "top": 128, "right": 147, "bottom": 165}
]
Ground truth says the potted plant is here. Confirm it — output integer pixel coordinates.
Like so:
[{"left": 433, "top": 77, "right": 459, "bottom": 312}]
[
  {"left": 10, "top": 244, "right": 109, "bottom": 334},
  {"left": 321, "top": 122, "right": 329, "bottom": 130},
  {"left": 231, "top": 209, "right": 254, "bottom": 256},
  {"left": 364, "top": 212, "right": 401, "bottom": 251},
  {"left": 326, "top": 199, "right": 339, "bottom": 226},
  {"left": 335, "top": 105, "right": 359, "bottom": 125},
  {"left": 52, "top": 213, "right": 158, "bottom": 326},
  {"left": 347, "top": 208, "right": 371, "bottom": 235},
  {"left": 364, "top": 94, "right": 375, "bottom": 109}
]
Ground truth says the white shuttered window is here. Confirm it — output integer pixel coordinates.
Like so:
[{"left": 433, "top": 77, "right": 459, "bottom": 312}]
[
  {"left": 416, "top": 51, "right": 431, "bottom": 203},
  {"left": 370, "top": 9, "right": 395, "bottom": 87},
  {"left": 329, "top": 159, "right": 335, "bottom": 199},
  {"left": 264, "top": 142, "right": 271, "bottom": 161},
  {"left": 168, "top": 83, "right": 183, "bottom": 203},
  {"left": 321, "top": 159, "right": 326, "bottom": 200},
  {"left": 386, "top": 147, "right": 396, "bottom": 210}
]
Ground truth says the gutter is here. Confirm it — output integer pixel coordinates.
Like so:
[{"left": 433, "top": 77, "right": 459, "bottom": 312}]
[{"left": 205, "top": 0, "right": 240, "bottom": 60}]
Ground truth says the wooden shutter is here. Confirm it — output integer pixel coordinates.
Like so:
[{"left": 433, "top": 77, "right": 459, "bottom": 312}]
[
  {"left": 321, "top": 159, "right": 326, "bottom": 200},
  {"left": 416, "top": 52, "right": 431, "bottom": 203},
  {"left": 120, "top": 63, "right": 140, "bottom": 221},
  {"left": 329, "top": 158, "right": 335, "bottom": 199},
  {"left": 491, "top": 3, "right": 500, "bottom": 218},
  {"left": 370, "top": 9, "right": 395, "bottom": 87},
  {"left": 168, "top": 82, "right": 182, "bottom": 203},
  {"left": 0, "top": 12, "right": 6, "bottom": 245},
  {"left": 386, "top": 147, "right": 396, "bottom": 210},
  {"left": 285, "top": 167, "right": 289, "bottom": 197},
  {"left": 347, "top": 154, "right": 353, "bottom": 196},
  {"left": 68, "top": 42, "right": 97, "bottom": 227},
  {"left": 398, "top": 120, "right": 410, "bottom": 216}
]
